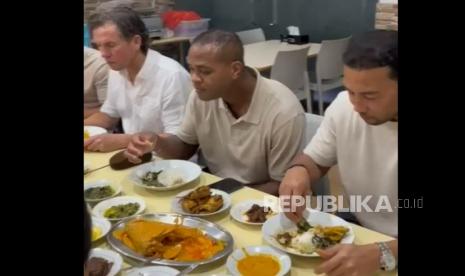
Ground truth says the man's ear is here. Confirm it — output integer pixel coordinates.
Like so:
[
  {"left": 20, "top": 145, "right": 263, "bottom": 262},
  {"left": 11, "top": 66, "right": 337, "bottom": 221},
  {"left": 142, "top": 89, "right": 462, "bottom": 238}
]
[
  {"left": 231, "top": 61, "right": 244, "bottom": 80},
  {"left": 131, "top": 35, "right": 142, "bottom": 50}
]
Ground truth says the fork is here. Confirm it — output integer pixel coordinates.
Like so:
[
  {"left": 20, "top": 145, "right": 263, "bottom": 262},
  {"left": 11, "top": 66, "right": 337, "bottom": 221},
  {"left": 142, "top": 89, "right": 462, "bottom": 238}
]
[
  {"left": 176, "top": 264, "right": 198, "bottom": 276},
  {"left": 84, "top": 164, "right": 110, "bottom": 175}
]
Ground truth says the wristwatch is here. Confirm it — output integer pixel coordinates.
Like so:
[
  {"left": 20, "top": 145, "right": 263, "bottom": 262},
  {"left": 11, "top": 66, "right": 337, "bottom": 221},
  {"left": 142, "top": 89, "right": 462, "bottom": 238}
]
[{"left": 376, "top": 242, "right": 396, "bottom": 271}]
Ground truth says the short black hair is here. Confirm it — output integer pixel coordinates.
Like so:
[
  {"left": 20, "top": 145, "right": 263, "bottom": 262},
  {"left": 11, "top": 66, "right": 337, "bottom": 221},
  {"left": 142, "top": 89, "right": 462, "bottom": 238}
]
[
  {"left": 191, "top": 29, "right": 244, "bottom": 63},
  {"left": 88, "top": 6, "right": 149, "bottom": 54},
  {"left": 343, "top": 30, "right": 397, "bottom": 80}
]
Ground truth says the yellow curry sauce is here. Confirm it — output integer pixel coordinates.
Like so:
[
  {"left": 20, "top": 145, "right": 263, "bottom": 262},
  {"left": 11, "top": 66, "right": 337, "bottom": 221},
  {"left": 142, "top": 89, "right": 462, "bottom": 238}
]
[{"left": 237, "top": 254, "right": 281, "bottom": 276}]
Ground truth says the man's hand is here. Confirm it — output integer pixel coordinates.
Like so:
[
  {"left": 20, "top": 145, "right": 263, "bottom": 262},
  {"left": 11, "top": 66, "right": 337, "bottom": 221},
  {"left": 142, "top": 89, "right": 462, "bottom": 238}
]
[
  {"left": 84, "top": 134, "right": 131, "bottom": 152},
  {"left": 124, "top": 132, "right": 157, "bottom": 163},
  {"left": 279, "top": 166, "right": 310, "bottom": 223},
  {"left": 315, "top": 244, "right": 381, "bottom": 276}
]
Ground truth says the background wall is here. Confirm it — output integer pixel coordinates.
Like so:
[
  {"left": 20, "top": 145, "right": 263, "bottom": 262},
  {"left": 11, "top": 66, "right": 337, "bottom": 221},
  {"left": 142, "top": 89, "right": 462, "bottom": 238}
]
[
  {"left": 85, "top": 0, "right": 382, "bottom": 41},
  {"left": 176, "top": 0, "right": 378, "bottom": 42}
]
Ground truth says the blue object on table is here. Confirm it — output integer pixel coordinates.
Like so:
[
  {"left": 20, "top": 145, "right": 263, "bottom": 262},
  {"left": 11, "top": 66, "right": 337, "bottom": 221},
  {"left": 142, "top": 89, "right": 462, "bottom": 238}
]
[{"left": 84, "top": 24, "right": 91, "bottom": 47}]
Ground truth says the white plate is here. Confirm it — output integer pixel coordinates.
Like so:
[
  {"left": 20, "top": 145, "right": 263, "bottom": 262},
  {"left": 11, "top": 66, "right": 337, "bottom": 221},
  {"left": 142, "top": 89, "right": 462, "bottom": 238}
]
[
  {"left": 226, "top": 245, "right": 291, "bottom": 276},
  {"left": 129, "top": 160, "right": 202, "bottom": 191},
  {"left": 262, "top": 208, "right": 355, "bottom": 257},
  {"left": 85, "top": 126, "right": 107, "bottom": 137},
  {"left": 230, "top": 199, "right": 279, "bottom": 225},
  {"left": 93, "top": 196, "right": 146, "bottom": 221},
  {"left": 87, "top": 248, "right": 123, "bottom": 276},
  {"left": 84, "top": 179, "right": 122, "bottom": 203},
  {"left": 125, "top": 266, "right": 180, "bottom": 276},
  {"left": 171, "top": 188, "right": 232, "bottom": 217},
  {"left": 91, "top": 216, "right": 111, "bottom": 242}
]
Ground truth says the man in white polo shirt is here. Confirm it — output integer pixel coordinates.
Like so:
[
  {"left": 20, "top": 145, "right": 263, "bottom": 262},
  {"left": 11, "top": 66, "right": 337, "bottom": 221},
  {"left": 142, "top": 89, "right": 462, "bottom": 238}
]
[
  {"left": 84, "top": 6, "right": 191, "bottom": 152},
  {"left": 124, "top": 30, "right": 305, "bottom": 196},
  {"left": 279, "top": 30, "right": 398, "bottom": 275}
]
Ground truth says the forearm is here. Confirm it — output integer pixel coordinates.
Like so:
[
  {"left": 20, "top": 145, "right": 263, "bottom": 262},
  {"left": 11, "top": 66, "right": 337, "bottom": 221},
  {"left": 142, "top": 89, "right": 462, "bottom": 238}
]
[
  {"left": 84, "top": 112, "right": 118, "bottom": 129},
  {"left": 291, "top": 153, "right": 329, "bottom": 186},
  {"left": 112, "top": 134, "right": 133, "bottom": 150},
  {"left": 84, "top": 106, "right": 101, "bottom": 119},
  {"left": 155, "top": 133, "right": 198, "bottom": 160}
]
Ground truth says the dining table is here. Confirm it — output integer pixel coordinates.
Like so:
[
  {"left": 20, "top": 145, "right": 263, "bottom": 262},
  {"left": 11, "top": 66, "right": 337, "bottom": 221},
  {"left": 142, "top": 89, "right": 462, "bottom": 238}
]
[
  {"left": 243, "top": 40, "right": 321, "bottom": 72},
  {"left": 85, "top": 150, "right": 397, "bottom": 275}
]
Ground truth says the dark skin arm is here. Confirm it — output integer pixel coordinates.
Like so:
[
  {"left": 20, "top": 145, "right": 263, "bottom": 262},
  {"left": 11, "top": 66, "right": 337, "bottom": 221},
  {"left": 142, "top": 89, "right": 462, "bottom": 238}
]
[{"left": 124, "top": 132, "right": 198, "bottom": 163}]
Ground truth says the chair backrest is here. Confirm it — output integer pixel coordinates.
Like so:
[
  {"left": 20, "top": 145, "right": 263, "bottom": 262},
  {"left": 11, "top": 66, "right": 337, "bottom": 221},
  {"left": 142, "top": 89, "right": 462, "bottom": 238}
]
[
  {"left": 302, "top": 113, "right": 330, "bottom": 196},
  {"left": 236, "top": 28, "right": 266, "bottom": 45},
  {"left": 270, "top": 46, "right": 310, "bottom": 91},
  {"left": 302, "top": 113, "right": 323, "bottom": 149},
  {"left": 316, "top": 36, "right": 351, "bottom": 81}
]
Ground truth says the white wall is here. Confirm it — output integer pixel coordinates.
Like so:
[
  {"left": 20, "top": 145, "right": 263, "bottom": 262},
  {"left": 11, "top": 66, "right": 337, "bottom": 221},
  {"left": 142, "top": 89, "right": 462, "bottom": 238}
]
[{"left": 379, "top": 0, "right": 398, "bottom": 3}]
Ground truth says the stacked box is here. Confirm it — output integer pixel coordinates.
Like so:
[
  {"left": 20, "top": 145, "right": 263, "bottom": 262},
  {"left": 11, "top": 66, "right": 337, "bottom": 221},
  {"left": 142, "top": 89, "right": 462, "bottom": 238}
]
[
  {"left": 84, "top": 0, "right": 173, "bottom": 22},
  {"left": 375, "top": 3, "right": 398, "bottom": 31}
]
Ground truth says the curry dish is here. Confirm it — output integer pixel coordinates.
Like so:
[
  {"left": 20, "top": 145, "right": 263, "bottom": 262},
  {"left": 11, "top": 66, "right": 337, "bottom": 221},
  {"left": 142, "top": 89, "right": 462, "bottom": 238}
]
[{"left": 113, "top": 219, "right": 225, "bottom": 261}]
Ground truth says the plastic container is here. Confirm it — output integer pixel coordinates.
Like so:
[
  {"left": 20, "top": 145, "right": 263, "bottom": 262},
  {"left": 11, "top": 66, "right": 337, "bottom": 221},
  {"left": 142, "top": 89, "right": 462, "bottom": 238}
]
[
  {"left": 174, "top": 18, "right": 210, "bottom": 38},
  {"left": 84, "top": 23, "right": 91, "bottom": 47}
]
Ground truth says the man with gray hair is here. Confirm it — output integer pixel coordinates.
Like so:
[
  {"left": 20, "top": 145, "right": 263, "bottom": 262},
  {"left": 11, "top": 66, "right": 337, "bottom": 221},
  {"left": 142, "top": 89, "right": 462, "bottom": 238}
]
[
  {"left": 124, "top": 30, "right": 305, "bottom": 196},
  {"left": 84, "top": 6, "right": 191, "bottom": 152}
]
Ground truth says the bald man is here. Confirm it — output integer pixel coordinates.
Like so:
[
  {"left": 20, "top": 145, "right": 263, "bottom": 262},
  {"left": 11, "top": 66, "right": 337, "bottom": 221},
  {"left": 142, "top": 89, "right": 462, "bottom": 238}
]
[{"left": 124, "top": 30, "right": 305, "bottom": 195}]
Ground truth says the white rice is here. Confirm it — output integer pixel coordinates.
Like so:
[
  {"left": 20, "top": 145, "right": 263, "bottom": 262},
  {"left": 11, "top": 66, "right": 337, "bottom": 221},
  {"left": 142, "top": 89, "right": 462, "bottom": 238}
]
[
  {"left": 157, "top": 169, "right": 185, "bottom": 187},
  {"left": 291, "top": 230, "right": 316, "bottom": 254}
]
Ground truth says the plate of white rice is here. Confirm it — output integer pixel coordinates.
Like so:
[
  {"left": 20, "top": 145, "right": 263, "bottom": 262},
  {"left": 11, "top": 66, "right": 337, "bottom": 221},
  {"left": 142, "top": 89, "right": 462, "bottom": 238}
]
[{"left": 128, "top": 160, "right": 202, "bottom": 191}]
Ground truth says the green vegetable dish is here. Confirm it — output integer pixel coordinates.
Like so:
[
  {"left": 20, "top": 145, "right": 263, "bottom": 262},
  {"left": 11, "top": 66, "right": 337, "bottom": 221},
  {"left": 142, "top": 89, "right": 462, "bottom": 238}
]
[
  {"left": 85, "top": 186, "right": 115, "bottom": 200},
  {"left": 104, "top": 203, "right": 140, "bottom": 219},
  {"left": 141, "top": 171, "right": 164, "bottom": 187}
]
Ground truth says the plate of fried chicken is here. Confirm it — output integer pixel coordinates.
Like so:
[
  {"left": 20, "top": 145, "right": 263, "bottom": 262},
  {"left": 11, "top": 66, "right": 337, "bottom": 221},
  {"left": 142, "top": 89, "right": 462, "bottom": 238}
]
[{"left": 171, "top": 186, "right": 231, "bottom": 217}]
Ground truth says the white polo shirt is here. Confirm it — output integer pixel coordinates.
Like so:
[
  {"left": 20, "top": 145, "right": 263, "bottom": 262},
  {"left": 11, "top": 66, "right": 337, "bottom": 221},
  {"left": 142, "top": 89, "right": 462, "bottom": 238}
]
[
  {"left": 304, "top": 91, "right": 398, "bottom": 237},
  {"left": 177, "top": 67, "right": 305, "bottom": 184},
  {"left": 101, "top": 49, "right": 192, "bottom": 134}
]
